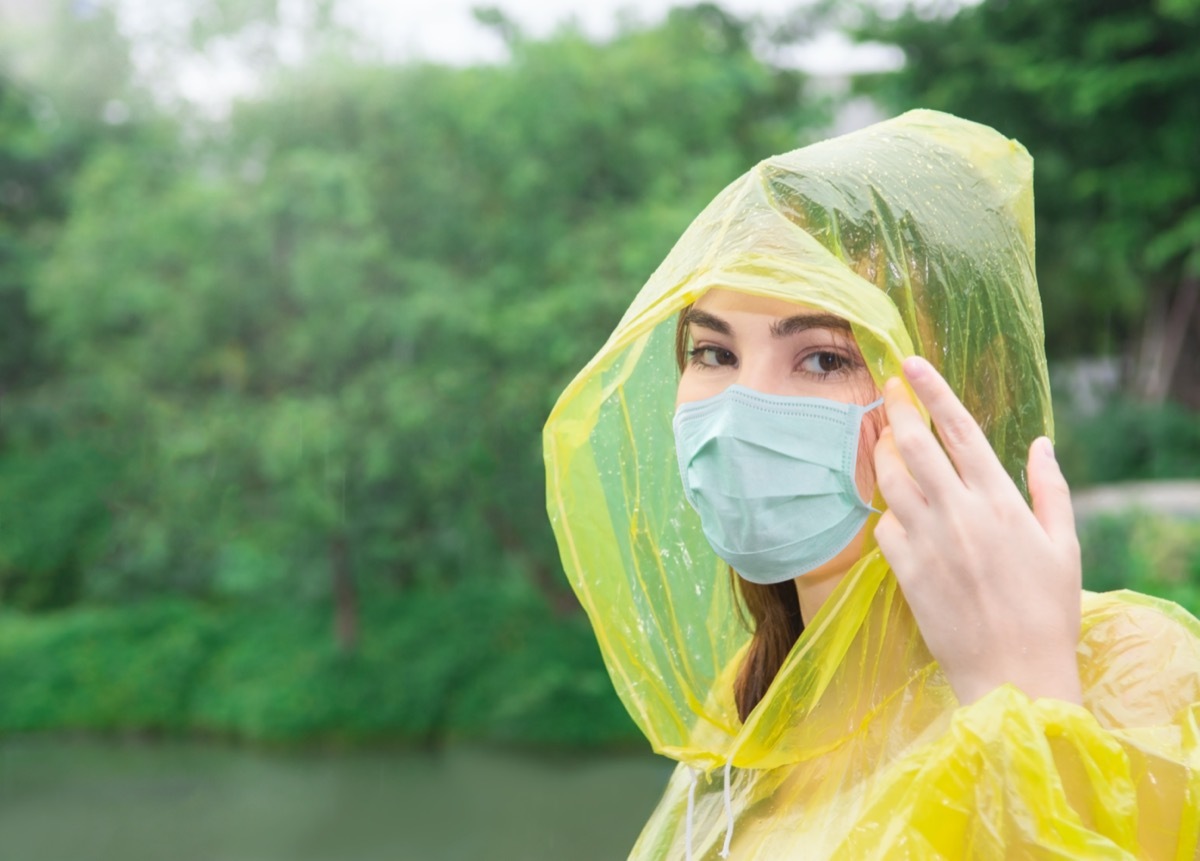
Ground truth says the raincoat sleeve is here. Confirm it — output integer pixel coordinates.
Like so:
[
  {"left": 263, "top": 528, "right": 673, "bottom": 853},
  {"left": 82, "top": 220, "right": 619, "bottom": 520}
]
[{"left": 841, "top": 593, "right": 1200, "bottom": 860}]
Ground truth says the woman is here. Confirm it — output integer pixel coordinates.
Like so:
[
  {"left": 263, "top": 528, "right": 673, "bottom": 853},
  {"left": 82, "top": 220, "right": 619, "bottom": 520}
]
[{"left": 543, "top": 110, "right": 1200, "bottom": 858}]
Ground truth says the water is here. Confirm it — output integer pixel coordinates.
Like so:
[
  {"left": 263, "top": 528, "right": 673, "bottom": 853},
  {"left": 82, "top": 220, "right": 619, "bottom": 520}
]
[{"left": 0, "top": 738, "right": 672, "bottom": 861}]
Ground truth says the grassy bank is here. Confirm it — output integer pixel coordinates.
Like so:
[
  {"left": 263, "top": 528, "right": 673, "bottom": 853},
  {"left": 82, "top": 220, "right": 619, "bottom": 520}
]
[
  {"left": 2, "top": 510, "right": 1197, "bottom": 746},
  {"left": 0, "top": 582, "right": 640, "bottom": 748}
]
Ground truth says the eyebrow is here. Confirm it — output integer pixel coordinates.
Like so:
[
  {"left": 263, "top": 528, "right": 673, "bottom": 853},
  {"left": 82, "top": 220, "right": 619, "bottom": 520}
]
[
  {"left": 682, "top": 309, "right": 732, "bottom": 335},
  {"left": 683, "top": 308, "right": 853, "bottom": 339},
  {"left": 771, "top": 313, "right": 853, "bottom": 338}
]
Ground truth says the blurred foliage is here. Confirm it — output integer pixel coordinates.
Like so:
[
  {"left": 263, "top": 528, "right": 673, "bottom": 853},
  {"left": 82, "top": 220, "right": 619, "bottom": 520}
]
[
  {"left": 0, "top": 585, "right": 638, "bottom": 746},
  {"left": 0, "top": 3, "right": 822, "bottom": 617},
  {"left": 852, "top": 0, "right": 1200, "bottom": 404},
  {"left": 1080, "top": 513, "right": 1200, "bottom": 614},
  {"left": 0, "top": 73, "right": 109, "bottom": 391},
  {"left": 0, "top": 440, "right": 116, "bottom": 609},
  {"left": 0, "top": 0, "right": 1198, "bottom": 746},
  {"left": 0, "top": 1, "right": 134, "bottom": 126},
  {"left": 0, "top": 3, "right": 826, "bottom": 743},
  {"left": 1056, "top": 397, "right": 1200, "bottom": 486}
]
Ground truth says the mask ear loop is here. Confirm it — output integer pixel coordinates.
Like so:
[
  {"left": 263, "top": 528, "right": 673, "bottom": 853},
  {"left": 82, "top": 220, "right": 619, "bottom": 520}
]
[
  {"left": 685, "top": 766, "right": 699, "bottom": 861},
  {"left": 718, "top": 759, "right": 734, "bottom": 858},
  {"left": 860, "top": 397, "right": 888, "bottom": 517}
]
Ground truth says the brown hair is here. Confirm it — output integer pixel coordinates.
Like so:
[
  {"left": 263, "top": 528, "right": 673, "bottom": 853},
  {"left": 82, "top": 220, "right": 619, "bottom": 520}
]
[{"left": 674, "top": 305, "right": 879, "bottom": 722}]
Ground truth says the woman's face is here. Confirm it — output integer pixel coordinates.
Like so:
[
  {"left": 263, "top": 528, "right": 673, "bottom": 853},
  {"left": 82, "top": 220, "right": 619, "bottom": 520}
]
[{"left": 675, "top": 288, "right": 885, "bottom": 581}]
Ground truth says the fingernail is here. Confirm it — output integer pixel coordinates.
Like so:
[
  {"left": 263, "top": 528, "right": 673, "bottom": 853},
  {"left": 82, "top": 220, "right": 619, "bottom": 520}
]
[
  {"left": 902, "top": 356, "right": 927, "bottom": 380},
  {"left": 1038, "top": 437, "right": 1056, "bottom": 460}
]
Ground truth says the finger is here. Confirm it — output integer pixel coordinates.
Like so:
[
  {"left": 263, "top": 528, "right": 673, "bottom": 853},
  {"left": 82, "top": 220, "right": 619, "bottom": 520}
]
[
  {"left": 902, "top": 356, "right": 1008, "bottom": 492},
  {"left": 1027, "top": 436, "right": 1079, "bottom": 548},
  {"left": 872, "top": 510, "right": 914, "bottom": 576},
  {"left": 873, "top": 426, "right": 929, "bottom": 527},
  {"left": 883, "top": 375, "right": 963, "bottom": 503}
]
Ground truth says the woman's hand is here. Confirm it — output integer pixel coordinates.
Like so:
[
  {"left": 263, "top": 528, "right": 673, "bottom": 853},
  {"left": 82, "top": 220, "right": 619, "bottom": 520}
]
[{"left": 872, "top": 356, "right": 1083, "bottom": 706}]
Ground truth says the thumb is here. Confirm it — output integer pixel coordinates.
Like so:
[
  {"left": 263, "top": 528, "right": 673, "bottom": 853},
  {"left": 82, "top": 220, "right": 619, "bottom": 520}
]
[{"left": 1027, "top": 436, "right": 1077, "bottom": 543}]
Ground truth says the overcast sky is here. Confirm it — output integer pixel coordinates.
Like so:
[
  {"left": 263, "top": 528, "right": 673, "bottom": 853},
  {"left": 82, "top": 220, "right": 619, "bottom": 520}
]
[
  {"left": 110, "top": 0, "right": 914, "bottom": 110},
  {"left": 331, "top": 0, "right": 903, "bottom": 72}
]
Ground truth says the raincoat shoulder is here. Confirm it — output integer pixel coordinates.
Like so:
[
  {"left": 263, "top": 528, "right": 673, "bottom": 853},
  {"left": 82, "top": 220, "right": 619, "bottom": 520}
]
[{"left": 628, "top": 590, "right": 1200, "bottom": 859}]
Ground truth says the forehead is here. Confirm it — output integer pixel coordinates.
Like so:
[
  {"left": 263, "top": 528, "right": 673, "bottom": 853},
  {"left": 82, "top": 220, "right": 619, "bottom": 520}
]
[
  {"left": 696, "top": 290, "right": 825, "bottom": 321},
  {"left": 692, "top": 288, "right": 824, "bottom": 319}
]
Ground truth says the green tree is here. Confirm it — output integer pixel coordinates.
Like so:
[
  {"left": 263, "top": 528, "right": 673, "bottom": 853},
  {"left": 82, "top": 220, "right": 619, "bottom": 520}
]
[
  {"left": 852, "top": 0, "right": 1200, "bottom": 404},
  {"left": 0, "top": 2, "right": 136, "bottom": 608},
  {"left": 0, "top": 74, "right": 61, "bottom": 392},
  {"left": 0, "top": 1, "right": 134, "bottom": 125},
  {"left": 27, "top": 6, "right": 828, "bottom": 644}
]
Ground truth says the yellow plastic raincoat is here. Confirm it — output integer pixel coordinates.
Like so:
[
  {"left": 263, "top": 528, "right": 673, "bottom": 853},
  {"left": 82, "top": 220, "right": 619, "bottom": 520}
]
[{"left": 543, "top": 110, "right": 1200, "bottom": 859}]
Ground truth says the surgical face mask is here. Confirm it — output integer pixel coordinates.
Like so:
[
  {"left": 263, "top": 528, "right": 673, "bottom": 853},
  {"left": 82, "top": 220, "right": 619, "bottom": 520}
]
[{"left": 673, "top": 385, "right": 883, "bottom": 585}]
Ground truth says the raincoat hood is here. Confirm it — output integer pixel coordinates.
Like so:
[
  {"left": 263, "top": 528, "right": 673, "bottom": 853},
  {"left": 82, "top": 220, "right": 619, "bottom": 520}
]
[{"left": 544, "top": 110, "right": 1200, "bottom": 858}]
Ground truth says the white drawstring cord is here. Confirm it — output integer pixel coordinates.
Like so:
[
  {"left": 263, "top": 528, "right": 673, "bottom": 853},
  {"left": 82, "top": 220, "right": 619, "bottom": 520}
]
[
  {"left": 685, "top": 766, "right": 699, "bottom": 861},
  {"left": 718, "top": 759, "right": 734, "bottom": 858}
]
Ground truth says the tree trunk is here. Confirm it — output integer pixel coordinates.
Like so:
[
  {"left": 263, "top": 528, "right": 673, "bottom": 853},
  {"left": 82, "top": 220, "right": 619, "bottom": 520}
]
[
  {"left": 1131, "top": 276, "right": 1200, "bottom": 404},
  {"left": 489, "top": 507, "right": 578, "bottom": 616},
  {"left": 1178, "top": 290, "right": 1200, "bottom": 408},
  {"left": 330, "top": 535, "right": 358, "bottom": 652}
]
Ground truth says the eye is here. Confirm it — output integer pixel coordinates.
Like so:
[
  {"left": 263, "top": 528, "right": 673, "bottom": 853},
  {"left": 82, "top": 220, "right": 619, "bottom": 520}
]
[
  {"left": 799, "top": 351, "right": 848, "bottom": 374},
  {"left": 689, "top": 346, "right": 737, "bottom": 368},
  {"left": 796, "top": 350, "right": 854, "bottom": 378}
]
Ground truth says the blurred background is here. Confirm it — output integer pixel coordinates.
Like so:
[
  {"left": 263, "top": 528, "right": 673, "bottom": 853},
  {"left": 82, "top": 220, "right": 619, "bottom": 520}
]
[{"left": 0, "top": 0, "right": 1197, "bottom": 858}]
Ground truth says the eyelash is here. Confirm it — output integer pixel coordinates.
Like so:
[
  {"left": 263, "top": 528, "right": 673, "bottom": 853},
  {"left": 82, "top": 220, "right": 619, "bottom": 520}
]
[
  {"left": 688, "top": 346, "right": 737, "bottom": 368},
  {"left": 687, "top": 345, "right": 861, "bottom": 379}
]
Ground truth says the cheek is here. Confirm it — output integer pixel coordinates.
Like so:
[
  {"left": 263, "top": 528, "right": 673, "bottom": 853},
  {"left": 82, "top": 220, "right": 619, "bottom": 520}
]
[
  {"left": 676, "top": 367, "right": 721, "bottom": 408},
  {"left": 675, "top": 375, "right": 695, "bottom": 409},
  {"left": 855, "top": 410, "right": 887, "bottom": 501}
]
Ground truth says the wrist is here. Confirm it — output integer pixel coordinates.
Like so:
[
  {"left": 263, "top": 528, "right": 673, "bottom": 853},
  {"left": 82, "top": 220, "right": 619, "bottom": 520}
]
[{"left": 952, "top": 657, "right": 1082, "bottom": 707}]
